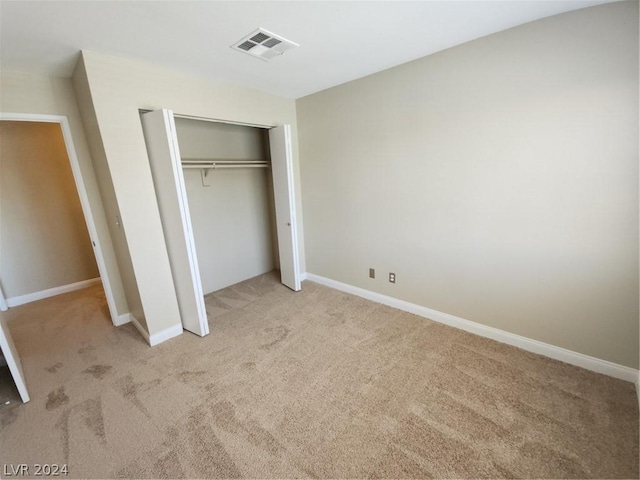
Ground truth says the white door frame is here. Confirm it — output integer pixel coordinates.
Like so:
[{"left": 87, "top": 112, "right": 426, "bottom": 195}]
[
  {"left": 0, "top": 283, "right": 8, "bottom": 311},
  {"left": 0, "top": 113, "right": 119, "bottom": 326},
  {"left": 0, "top": 316, "right": 29, "bottom": 403}
]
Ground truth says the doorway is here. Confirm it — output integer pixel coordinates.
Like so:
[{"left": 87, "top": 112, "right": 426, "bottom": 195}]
[{"left": 0, "top": 113, "right": 118, "bottom": 324}]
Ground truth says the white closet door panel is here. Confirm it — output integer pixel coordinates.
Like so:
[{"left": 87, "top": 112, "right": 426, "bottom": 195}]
[
  {"left": 269, "top": 125, "right": 301, "bottom": 291},
  {"left": 141, "top": 110, "right": 209, "bottom": 337},
  {"left": 0, "top": 316, "right": 29, "bottom": 403}
]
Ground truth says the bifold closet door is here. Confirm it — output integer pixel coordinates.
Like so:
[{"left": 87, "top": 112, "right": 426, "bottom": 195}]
[
  {"left": 269, "top": 125, "right": 301, "bottom": 291},
  {"left": 141, "top": 109, "right": 209, "bottom": 337}
]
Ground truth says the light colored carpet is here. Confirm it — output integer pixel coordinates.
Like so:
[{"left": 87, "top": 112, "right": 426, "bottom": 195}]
[{"left": 0, "top": 271, "right": 637, "bottom": 479}]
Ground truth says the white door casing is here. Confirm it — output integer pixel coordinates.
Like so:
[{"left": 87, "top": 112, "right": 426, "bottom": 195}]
[
  {"left": 0, "top": 282, "right": 8, "bottom": 311},
  {"left": 0, "top": 316, "right": 29, "bottom": 403}
]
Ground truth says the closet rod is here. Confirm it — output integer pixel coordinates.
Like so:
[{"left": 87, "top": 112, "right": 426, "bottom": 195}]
[
  {"left": 181, "top": 159, "right": 267, "bottom": 165},
  {"left": 182, "top": 164, "right": 269, "bottom": 169}
]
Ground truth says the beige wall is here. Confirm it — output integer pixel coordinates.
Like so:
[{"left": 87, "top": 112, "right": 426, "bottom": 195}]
[
  {"left": 73, "top": 51, "right": 303, "bottom": 337},
  {"left": 175, "top": 118, "right": 276, "bottom": 294},
  {"left": 0, "top": 121, "right": 98, "bottom": 297},
  {"left": 72, "top": 59, "right": 146, "bottom": 330},
  {"left": 0, "top": 71, "right": 129, "bottom": 318},
  {"left": 297, "top": 2, "right": 639, "bottom": 368}
]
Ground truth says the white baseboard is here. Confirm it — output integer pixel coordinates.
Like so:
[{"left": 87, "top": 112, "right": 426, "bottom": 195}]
[
  {"left": 114, "top": 313, "right": 131, "bottom": 327},
  {"left": 6, "top": 278, "right": 101, "bottom": 307},
  {"left": 304, "top": 273, "right": 639, "bottom": 384},
  {"left": 128, "top": 314, "right": 150, "bottom": 344},
  {"left": 149, "top": 323, "right": 183, "bottom": 347},
  {"left": 299, "top": 272, "right": 308, "bottom": 281},
  {"left": 117, "top": 313, "right": 182, "bottom": 347}
]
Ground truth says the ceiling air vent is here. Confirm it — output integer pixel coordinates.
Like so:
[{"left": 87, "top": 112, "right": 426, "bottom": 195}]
[{"left": 231, "top": 28, "right": 299, "bottom": 62}]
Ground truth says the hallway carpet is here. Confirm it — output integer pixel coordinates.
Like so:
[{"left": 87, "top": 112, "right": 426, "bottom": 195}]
[{"left": 0, "top": 272, "right": 638, "bottom": 478}]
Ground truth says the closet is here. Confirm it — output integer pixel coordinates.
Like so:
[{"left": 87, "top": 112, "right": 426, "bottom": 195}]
[{"left": 141, "top": 109, "right": 301, "bottom": 337}]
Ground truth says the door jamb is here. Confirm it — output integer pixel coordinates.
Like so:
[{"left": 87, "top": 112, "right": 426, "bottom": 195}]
[{"left": 0, "top": 112, "right": 119, "bottom": 326}]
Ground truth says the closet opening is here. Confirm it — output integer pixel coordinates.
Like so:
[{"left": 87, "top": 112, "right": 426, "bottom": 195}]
[
  {"left": 175, "top": 117, "right": 279, "bottom": 296},
  {"left": 141, "top": 109, "right": 301, "bottom": 338}
]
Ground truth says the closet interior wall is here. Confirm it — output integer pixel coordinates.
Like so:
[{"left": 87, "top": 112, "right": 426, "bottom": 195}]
[{"left": 174, "top": 118, "right": 278, "bottom": 295}]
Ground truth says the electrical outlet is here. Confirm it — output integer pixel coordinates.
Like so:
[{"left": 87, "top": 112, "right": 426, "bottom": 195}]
[
  {"left": 369, "top": 268, "right": 375, "bottom": 279},
  {"left": 389, "top": 272, "right": 396, "bottom": 283}
]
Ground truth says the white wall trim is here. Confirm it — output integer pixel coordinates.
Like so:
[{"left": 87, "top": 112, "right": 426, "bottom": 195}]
[
  {"left": 0, "top": 283, "right": 8, "bottom": 312},
  {"left": 122, "top": 314, "right": 182, "bottom": 346},
  {"left": 6, "top": 278, "right": 101, "bottom": 308},
  {"left": 0, "top": 112, "right": 120, "bottom": 326},
  {"left": 304, "top": 273, "right": 639, "bottom": 383},
  {"left": 149, "top": 323, "right": 183, "bottom": 347},
  {"left": 128, "top": 314, "right": 150, "bottom": 344},
  {"left": 299, "top": 272, "right": 308, "bottom": 281},
  {"left": 0, "top": 318, "right": 29, "bottom": 403},
  {"left": 114, "top": 313, "right": 132, "bottom": 327}
]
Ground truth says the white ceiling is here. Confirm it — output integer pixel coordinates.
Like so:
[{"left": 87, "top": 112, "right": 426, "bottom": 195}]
[{"left": 0, "top": 0, "right": 617, "bottom": 99}]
